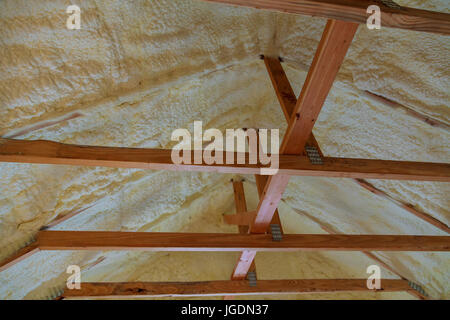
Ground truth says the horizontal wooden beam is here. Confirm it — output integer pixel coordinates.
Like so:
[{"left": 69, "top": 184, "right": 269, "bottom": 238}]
[
  {"left": 35, "top": 231, "right": 450, "bottom": 252},
  {"left": 1, "top": 139, "right": 449, "bottom": 181},
  {"left": 202, "top": 0, "right": 450, "bottom": 35},
  {"left": 61, "top": 279, "right": 413, "bottom": 298}
]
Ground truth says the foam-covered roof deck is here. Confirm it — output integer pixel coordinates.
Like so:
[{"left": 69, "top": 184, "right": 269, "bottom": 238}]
[{"left": 0, "top": 0, "right": 449, "bottom": 300}]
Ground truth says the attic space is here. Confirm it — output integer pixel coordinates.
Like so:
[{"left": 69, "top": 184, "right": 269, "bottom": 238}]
[{"left": 0, "top": 0, "right": 449, "bottom": 300}]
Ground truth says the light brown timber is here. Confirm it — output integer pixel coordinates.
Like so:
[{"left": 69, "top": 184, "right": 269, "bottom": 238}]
[
  {"left": 62, "top": 278, "right": 414, "bottom": 298},
  {"left": 202, "top": 0, "right": 450, "bottom": 35}
]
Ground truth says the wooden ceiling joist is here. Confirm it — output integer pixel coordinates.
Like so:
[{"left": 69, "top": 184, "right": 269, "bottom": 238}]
[
  {"left": 202, "top": 0, "right": 450, "bottom": 35},
  {"left": 61, "top": 279, "right": 415, "bottom": 298},
  {"left": 1, "top": 139, "right": 449, "bottom": 181},
  {"left": 15, "top": 230, "right": 449, "bottom": 252}
]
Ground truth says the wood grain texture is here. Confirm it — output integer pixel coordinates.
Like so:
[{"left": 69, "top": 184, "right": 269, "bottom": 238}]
[
  {"left": 62, "top": 279, "right": 413, "bottom": 298},
  {"left": 232, "top": 181, "right": 251, "bottom": 234},
  {"left": 231, "top": 250, "right": 257, "bottom": 278},
  {"left": 250, "top": 174, "right": 290, "bottom": 233},
  {"left": 264, "top": 56, "right": 445, "bottom": 270},
  {"left": 0, "top": 242, "right": 40, "bottom": 272},
  {"left": 255, "top": 174, "right": 284, "bottom": 233},
  {"left": 229, "top": 181, "right": 256, "bottom": 283},
  {"left": 250, "top": 20, "right": 358, "bottom": 233},
  {"left": 229, "top": 175, "right": 286, "bottom": 281},
  {"left": 263, "top": 56, "right": 321, "bottom": 157},
  {"left": 1, "top": 139, "right": 449, "bottom": 181},
  {"left": 202, "top": 0, "right": 450, "bottom": 35},
  {"left": 35, "top": 231, "right": 450, "bottom": 252},
  {"left": 281, "top": 19, "right": 358, "bottom": 155},
  {"left": 224, "top": 211, "right": 256, "bottom": 226},
  {"left": 230, "top": 170, "right": 287, "bottom": 282},
  {"left": 264, "top": 56, "right": 297, "bottom": 121}
]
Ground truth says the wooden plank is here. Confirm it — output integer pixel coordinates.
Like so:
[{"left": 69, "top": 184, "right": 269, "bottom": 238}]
[
  {"left": 263, "top": 56, "right": 322, "bottom": 157},
  {"left": 250, "top": 174, "right": 290, "bottom": 233},
  {"left": 0, "top": 242, "right": 40, "bottom": 272},
  {"left": 229, "top": 175, "right": 286, "bottom": 280},
  {"left": 35, "top": 231, "right": 450, "bottom": 252},
  {"left": 286, "top": 156, "right": 450, "bottom": 181},
  {"left": 230, "top": 250, "right": 257, "bottom": 279},
  {"left": 224, "top": 212, "right": 255, "bottom": 226},
  {"left": 255, "top": 174, "right": 284, "bottom": 232},
  {"left": 202, "top": 0, "right": 450, "bottom": 35},
  {"left": 232, "top": 180, "right": 251, "bottom": 234},
  {"left": 264, "top": 56, "right": 297, "bottom": 121},
  {"left": 281, "top": 20, "right": 358, "bottom": 155},
  {"left": 264, "top": 54, "right": 447, "bottom": 260},
  {"left": 1, "top": 139, "right": 449, "bottom": 181},
  {"left": 230, "top": 166, "right": 287, "bottom": 281},
  {"left": 62, "top": 279, "right": 413, "bottom": 298},
  {"left": 228, "top": 180, "right": 256, "bottom": 299},
  {"left": 250, "top": 20, "right": 358, "bottom": 233}
]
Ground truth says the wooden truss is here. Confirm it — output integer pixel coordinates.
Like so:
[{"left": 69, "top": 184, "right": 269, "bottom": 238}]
[
  {"left": 61, "top": 279, "right": 418, "bottom": 299},
  {"left": 1, "top": 0, "right": 449, "bottom": 300}
]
